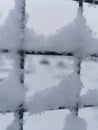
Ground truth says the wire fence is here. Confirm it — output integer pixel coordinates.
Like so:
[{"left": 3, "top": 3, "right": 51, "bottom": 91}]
[{"left": 0, "top": 0, "right": 98, "bottom": 130}]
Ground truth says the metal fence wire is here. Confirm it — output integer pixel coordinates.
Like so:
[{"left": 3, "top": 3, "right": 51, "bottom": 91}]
[{"left": 0, "top": 0, "right": 98, "bottom": 130}]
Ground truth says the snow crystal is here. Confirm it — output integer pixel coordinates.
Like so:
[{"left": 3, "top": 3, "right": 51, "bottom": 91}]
[
  {"left": 1, "top": 2, "right": 97, "bottom": 55},
  {"left": 63, "top": 113, "right": 87, "bottom": 130},
  {"left": 48, "top": 8, "right": 98, "bottom": 57},
  {"left": 25, "top": 28, "right": 47, "bottom": 51},
  {"left": 0, "top": 0, "right": 47, "bottom": 51},
  {"left": 25, "top": 8, "right": 98, "bottom": 53},
  {"left": 80, "top": 89, "right": 98, "bottom": 107},
  {"left": 26, "top": 72, "right": 82, "bottom": 114},
  {"left": 0, "top": 11, "right": 20, "bottom": 49},
  {"left": 0, "top": 0, "right": 26, "bottom": 49},
  {"left": 0, "top": 56, "right": 24, "bottom": 112},
  {"left": 6, "top": 114, "right": 20, "bottom": 130}
]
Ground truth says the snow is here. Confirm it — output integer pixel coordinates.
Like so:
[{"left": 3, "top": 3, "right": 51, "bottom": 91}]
[
  {"left": 25, "top": 28, "right": 47, "bottom": 51},
  {"left": 0, "top": 4, "right": 98, "bottom": 55},
  {"left": 0, "top": 0, "right": 47, "bottom": 51},
  {"left": 26, "top": 72, "right": 83, "bottom": 114},
  {"left": 0, "top": 56, "right": 24, "bottom": 112},
  {"left": 6, "top": 113, "right": 20, "bottom": 130},
  {"left": 0, "top": 0, "right": 26, "bottom": 49},
  {"left": 0, "top": 10, "right": 20, "bottom": 49},
  {"left": 63, "top": 113, "right": 87, "bottom": 130},
  {"left": 0, "top": 55, "right": 98, "bottom": 130},
  {"left": 0, "top": 0, "right": 98, "bottom": 129},
  {"left": 25, "top": 8, "right": 98, "bottom": 54},
  {"left": 47, "top": 9, "right": 98, "bottom": 57},
  {"left": 0, "top": 113, "right": 14, "bottom": 130},
  {"left": 79, "top": 108, "right": 98, "bottom": 130},
  {"left": 25, "top": 56, "right": 74, "bottom": 98},
  {"left": 24, "top": 110, "right": 69, "bottom": 130},
  {"left": 80, "top": 89, "right": 98, "bottom": 107},
  {"left": 24, "top": 108, "right": 98, "bottom": 130}
]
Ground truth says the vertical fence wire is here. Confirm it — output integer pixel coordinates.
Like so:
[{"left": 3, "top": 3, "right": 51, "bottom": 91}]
[
  {"left": 16, "top": 0, "right": 26, "bottom": 130},
  {"left": 73, "top": 0, "right": 83, "bottom": 116}
]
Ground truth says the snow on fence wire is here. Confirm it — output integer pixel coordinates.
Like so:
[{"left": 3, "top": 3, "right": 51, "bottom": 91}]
[{"left": 0, "top": 0, "right": 98, "bottom": 130}]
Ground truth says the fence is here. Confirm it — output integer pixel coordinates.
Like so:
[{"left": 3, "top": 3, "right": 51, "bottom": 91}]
[{"left": 0, "top": 0, "right": 98, "bottom": 130}]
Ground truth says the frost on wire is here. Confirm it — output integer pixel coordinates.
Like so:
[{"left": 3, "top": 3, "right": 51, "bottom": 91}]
[{"left": 0, "top": 0, "right": 98, "bottom": 130}]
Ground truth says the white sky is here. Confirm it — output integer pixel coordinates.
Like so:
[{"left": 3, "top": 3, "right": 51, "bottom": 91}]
[{"left": 0, "top": 0, "right": 98, "bottom": 36}]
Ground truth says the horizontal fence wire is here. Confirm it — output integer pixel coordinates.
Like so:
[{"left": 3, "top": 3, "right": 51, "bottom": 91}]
[
  {"left": 73, "top": 0, "right": 98, "bottom": 4},
  {"left": 0, "top": 104, "right": 98, "bottom": 114},
  {"left": 0, "top": 49, "right": 98, "bottom": 57}
]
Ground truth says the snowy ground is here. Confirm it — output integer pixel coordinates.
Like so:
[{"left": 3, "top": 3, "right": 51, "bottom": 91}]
[{"left": 0, "top": 55, "right": 98, "bottom": 130}]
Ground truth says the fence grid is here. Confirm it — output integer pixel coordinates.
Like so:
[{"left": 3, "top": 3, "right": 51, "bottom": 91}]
[{"left": 0, "top": 0, "right": 98, "bottom": 130}]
